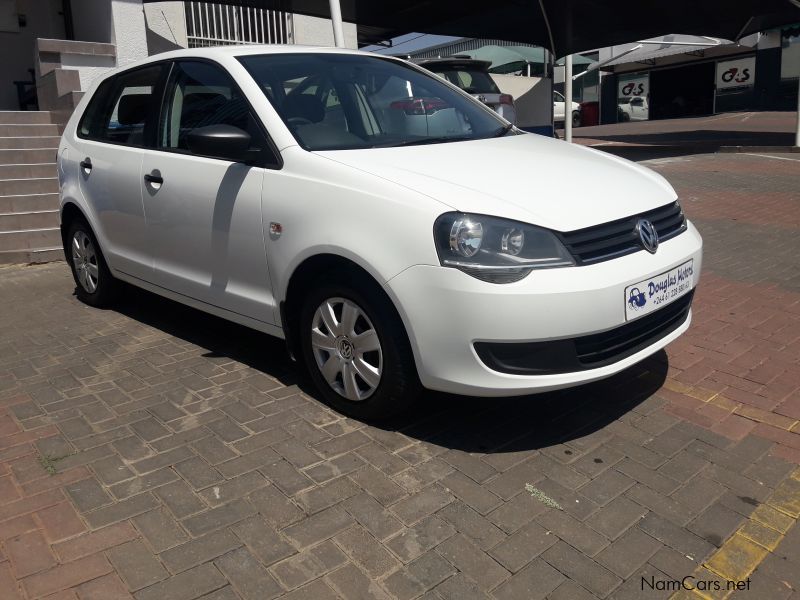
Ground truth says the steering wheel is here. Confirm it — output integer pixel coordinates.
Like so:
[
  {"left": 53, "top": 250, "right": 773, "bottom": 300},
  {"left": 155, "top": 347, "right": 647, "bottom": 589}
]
[{"left": 287, "top": 117, "right": 313, "bottom": 127}]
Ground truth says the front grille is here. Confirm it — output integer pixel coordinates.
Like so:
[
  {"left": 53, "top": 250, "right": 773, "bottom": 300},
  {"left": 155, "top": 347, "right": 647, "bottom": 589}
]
[
  {"left": 474, "top": 290, "right": 694, "bottom": 375},
  {"left": 557, "top": 201, "right": 687, "bottom": 265},
  {"left": 575, "top": 290, "right": 694, "bottom": 366}
]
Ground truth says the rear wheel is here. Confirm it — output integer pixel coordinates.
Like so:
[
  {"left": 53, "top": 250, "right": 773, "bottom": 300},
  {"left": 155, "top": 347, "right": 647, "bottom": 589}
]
[
  {"left": 572, "top": 110, "right": 581, "bottom": 128},
  {"left": 299, "top": 274, "right": 420, "bottom": 420},
  {"left": 66, "top": 219, "right": 118, "bottom": 307}
]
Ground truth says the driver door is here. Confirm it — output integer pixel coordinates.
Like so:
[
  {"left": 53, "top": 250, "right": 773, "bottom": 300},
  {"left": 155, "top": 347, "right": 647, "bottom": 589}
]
[{"left": 141, "top": 59, "right": 280, "bottom": 324}]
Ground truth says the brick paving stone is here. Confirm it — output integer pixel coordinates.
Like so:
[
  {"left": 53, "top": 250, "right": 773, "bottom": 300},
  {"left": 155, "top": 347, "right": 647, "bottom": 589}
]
[
  {"left": 6, "top": 530, "right": 57, "bottom": 578},
  {"left": 36, "top": 501, "right": 85, "bottom": 542},
  {"left": 585, "top": 495, "right": 648, "bottom": 541},
  {"left": 281, "top": 578, "right": 342, "bottom": 600},
  {"left": 335, "top": 525, "right": 401, "bottom": 579},
  {"left": 182, "top": 498, "right": 255, "bottom": 537},
  {"left": 435, "top": 533, "right": 509, "bottom": 591},
  {"left": 492, "top": 558, "right": 566, "bottom": 600},
  {"left": 160, "top": 529, "right": 242, "bottom": 574},
  {"left": 434, "top": 572, "right": 490, "bottom": 600},
  {"left": 295, "top": 475, "right": 360, "bottom": 514},
  {"left": 109, "top": 469, "right": 178, "bottom": 501},
  {"left": 215, "top": 547, "right": 283, "bottom": 600},
  {"left": 132, "top": 508, "right": 188, "bottom": 553},
  {"left": 349, "top": 466, "right": 407, "bottom": 506},
  {"left": 542, "top": 541, "right": 622, "bottom": 598},
  {"left": 436, "top": 501, "right": 505, "bottom": 550},
  {"left": 270, "top": 540, "right": 346, "bottom": 589},
  {"left": 536, "top": 508, "right": 609, "bottom": 557},
  {"left": 75, "top": 572, "right": 131, "bottom": 600},
  {"left": 247, "top": 485, "right": 305, "bottom": 530},
  {"left": 488, "top": 518, "right": 558, "bottom": 573},
  {"left": 327, "top": 562, "right": 392, "bottom": 599},
  {"left": 390, "top": 484, "right": 454, "bottom": 525},
  {"left": 595, "top": 526, "right": 662, "bottom": 579},
  {"left": 153, "top": 480, "right": 205, "bottom": 519},
  {"left": 134, "top": 562, "right": 226, "bottom": 600},
  {"left": 342, "top": 492, "right": 404, "bottom": 541},
  {"left": 385, "top": 515, "right": 456, "bottom": 563},
  {"left": 84, "top": 493, "right": 159, "bottom": 529},
  {"left": 53, "top": 522, "right": 138, "bottom": 562},
  {"left": 637, "top": 513, "right": 715, "bottom": 561},
  {"left": 282, "top": 505, "right": 354, "bottom": 548},
  {"left": 108, "top": 539, "right": 168, "bottom": 591},
  {"left": 64, "top": 478, "right": 112, "bottom": 513},
  {"left": 230, "top": 516, "right": 294, "bottom": 567},
  {"left": 383, "top": 552, "right": 456, "bottom": 600},
  {"left": 687, "top": 501, "right": 747, "bottom": 547},
  {"left": 22, "top": 553, "right": 112, "bottom": 599}
]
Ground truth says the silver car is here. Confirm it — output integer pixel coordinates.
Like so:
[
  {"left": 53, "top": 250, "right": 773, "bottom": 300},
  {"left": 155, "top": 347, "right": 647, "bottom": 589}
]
[{"left": 416, "top": 57, "right": 517, "bottom": 125}]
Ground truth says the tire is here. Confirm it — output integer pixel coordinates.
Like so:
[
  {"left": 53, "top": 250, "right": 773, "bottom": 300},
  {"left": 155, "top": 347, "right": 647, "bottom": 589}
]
[
  {"left": 572, "top": 110, "right": 581, "bottom": 128},
  {"left": 299, "top": 272, "right": 421, "bottom": 420},
  {"left": 65, "top": 218, "right": 118, "bottom": 307}
]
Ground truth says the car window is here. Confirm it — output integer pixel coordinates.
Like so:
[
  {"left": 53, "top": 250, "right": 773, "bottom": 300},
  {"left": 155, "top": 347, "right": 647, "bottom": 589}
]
[
  {"left": 553, "top": 91, "right": 565, "bottom": 103},
  {"left": 78, "top": 65, "right": 163, "bottom": 146},
  {"left": 159, "top": 61, "right": 261, "bottom": 153},
  {"left": 431, "top": 68, "right": 501, "bottom": 94},
  {"left": 239, "top": 53, "right": 508, "bottom": 151}
]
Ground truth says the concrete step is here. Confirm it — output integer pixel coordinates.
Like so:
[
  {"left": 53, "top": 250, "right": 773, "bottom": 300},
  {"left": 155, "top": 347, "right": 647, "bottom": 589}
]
[
  {"left": 0, "top": 247, "right": 63, "bottom": 265},
  {"left": 0, "top": 210, "right": 60, "bottom": 232},
  {"left": 0, "top": 149, "right": 57, "bottom": 165},
  {"left": 0, "top": 124, "right": 60, "bottom": 137},
  {"left": 0, "top": 163, "right": 57, "bottom": 179},
  {"left": 0, "top": 227, "right": 61, "bottom": 252},
  {"left": 0, "top": 136, "right": 61, "bottom": 149},
  {"left": 0, "top": 111, "right": 53, "bottom": 125},
  {"left": 0, "top": 193, "right": 59, "bottom": 213},
  {"left": 0, "top": 178, "right": 59, "bottom": 195}
]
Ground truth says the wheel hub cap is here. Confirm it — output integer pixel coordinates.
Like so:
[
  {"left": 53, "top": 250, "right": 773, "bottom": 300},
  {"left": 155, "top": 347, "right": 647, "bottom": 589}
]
[
  {"left": 71, "top": 230, "right": 99, "bottom": 294},
  {"left": 311, "top": 297, "right": 383, "bottom": 402}
]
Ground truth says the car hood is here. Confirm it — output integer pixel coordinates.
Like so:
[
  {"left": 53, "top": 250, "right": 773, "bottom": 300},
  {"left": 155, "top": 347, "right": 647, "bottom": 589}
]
[{"left": 316, "top": 133, "right": 677, "bottom": 232}]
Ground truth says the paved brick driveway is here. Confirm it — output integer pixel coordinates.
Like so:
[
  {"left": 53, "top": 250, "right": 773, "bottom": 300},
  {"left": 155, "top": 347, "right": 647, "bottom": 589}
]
[{"left": 0, "top": 151, "right": 798, "bottom": 599}]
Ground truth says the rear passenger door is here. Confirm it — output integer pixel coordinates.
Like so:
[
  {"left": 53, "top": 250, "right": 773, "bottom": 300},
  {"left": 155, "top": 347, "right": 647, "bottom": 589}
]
[
  {"left": 74, "top": 64, "right": 167, "bottom": 280},
  {"left": 141, "top": 59, "right": 279, "bottom": 324}
]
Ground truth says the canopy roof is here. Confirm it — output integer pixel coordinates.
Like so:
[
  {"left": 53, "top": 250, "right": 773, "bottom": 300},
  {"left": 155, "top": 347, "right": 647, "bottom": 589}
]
[
  {"left": 460, "top": 45, "right": 595, "bottom": 72},
  {"left": 145, "top": 0, "right": 800, "bottom": 57}
]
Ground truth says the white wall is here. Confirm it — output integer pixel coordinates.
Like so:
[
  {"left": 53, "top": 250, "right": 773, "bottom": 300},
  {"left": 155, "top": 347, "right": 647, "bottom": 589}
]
[
  {"left": 110, "top": 0, "right": 148, "bottom": 67},
  {"left": 144, "top": 1, "right": 188, "bottom": 55},
  {"left": 491, "top": 74, "right": 552, "bottom": 129},
  {"left": 0, "top": 0, "right": 65, "bottom": 109},
  {"left": 292, "top": 14, "right": 357, "bottom": 48}
]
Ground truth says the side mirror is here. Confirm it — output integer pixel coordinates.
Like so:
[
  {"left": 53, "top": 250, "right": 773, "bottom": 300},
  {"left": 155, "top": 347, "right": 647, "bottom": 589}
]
[{"left": 187, "top": 124, "right": 252, "bottom": 162}]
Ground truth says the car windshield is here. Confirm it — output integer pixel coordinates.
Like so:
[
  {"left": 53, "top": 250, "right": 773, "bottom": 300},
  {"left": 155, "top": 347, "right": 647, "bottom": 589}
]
[{"left": 238, "top": 52, "right": 508, "bottom": 151}]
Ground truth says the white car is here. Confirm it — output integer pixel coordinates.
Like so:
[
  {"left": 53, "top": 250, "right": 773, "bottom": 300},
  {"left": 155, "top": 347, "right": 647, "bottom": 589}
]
[
  {"left": 619, "top": 96, "right": 649, "bottom": 121},
  {"left": 58, "top": 46, "right": 702, "bottom": 420},
  {"left": 553, "top": 91, "right": 581, "bottom": 127}
]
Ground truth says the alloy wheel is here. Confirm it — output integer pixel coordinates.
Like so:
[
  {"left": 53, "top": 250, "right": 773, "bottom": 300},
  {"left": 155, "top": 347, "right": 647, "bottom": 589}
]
[
  {"left": 71, "top": 230, "right": 99, "bottom": 293},
  {"left": 310, "top": 297, "right": 383, "bottom": 401}
]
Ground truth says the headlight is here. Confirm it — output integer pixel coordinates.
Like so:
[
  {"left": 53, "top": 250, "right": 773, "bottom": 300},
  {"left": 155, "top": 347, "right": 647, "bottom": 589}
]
[{"left": 434, "top": 212, "right": 574, "bottom": 283}]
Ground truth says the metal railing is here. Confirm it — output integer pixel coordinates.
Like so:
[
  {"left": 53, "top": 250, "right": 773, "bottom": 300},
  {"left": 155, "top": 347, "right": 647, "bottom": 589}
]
[{"left": 185, "top": 1, "right": 293, "bottom": 47}]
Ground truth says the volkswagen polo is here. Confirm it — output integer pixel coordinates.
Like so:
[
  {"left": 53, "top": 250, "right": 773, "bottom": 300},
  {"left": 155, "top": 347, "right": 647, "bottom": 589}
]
[{"left": 58, "top": 46, "right": 702, "bottom": 419}]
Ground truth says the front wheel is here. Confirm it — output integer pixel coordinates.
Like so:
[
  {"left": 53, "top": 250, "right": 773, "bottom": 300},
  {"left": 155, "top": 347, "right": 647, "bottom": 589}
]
[
  {"left": 572, "top": 110, "right": 581, "bottom": 128},
  {"left": 299, "top": 275, "right": 420, "bottom": 420},
  {"left": 66, "top": 219, "right": 118, "bottom": 307}
]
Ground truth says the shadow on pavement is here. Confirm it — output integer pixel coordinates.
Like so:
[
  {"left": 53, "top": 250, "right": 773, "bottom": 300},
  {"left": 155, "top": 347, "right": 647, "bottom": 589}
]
[{"left": 106, "top": 280, "right": 668, "bottom": 455}]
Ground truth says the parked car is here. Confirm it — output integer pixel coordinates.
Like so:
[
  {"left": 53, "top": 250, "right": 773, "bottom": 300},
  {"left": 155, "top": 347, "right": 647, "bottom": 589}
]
[
  {"left": 59, "top": 46, "right": 702, "bottom": 419},
  {"left": 553, "top": 90, "right": 581, "bottom": 127},
  {"left": 618, "top": 96, "right": 649, "bottom": 121},
  {"left": 416, "top": 57, "right": 517, "bottom": 125}
]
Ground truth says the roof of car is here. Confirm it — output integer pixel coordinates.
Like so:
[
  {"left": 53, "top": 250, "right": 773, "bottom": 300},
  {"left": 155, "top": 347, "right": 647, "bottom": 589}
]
[
  {"left": 414, "top": 57, "right": 493, "bottom": 71},
  {"left": 143, "top": 44, "right": 381, "bottom": 61}
]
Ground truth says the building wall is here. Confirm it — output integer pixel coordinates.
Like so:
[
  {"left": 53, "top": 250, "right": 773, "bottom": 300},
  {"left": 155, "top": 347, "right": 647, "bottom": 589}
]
[
  {"left": 71, "top": 0, "right": 112, "bottom": 43},
  {"left": 144, "top": 1, "right": 187, "bottom": 54},
  {"left": 0, "top": 0, "right": 65, "bottom": 109},
  {"left": 292, "top": 14, "right": 357, "bottom": 48}
]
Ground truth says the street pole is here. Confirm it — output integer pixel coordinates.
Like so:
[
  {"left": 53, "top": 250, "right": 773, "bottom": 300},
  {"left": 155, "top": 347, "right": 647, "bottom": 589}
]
[
  {"left": 329, "top": 0, "right": 345, "bottom": 48},
  {"left": 564, "top": 54, "right": 573, "bottom": 142},
  {"left": 796, "top": 75, "right": 799, "bottom": 148}
]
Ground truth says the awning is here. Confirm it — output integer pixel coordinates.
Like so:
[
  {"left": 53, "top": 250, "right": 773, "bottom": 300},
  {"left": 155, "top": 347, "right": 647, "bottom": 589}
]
[
  {"left": 144, "top": 0, "right": 800, "bottom": 58},
  {"left": 460, "top": 45, "right": 595, "bottom": 73},
  {"left": 600, "top": 34, "right": 739, "bottom": 69}
]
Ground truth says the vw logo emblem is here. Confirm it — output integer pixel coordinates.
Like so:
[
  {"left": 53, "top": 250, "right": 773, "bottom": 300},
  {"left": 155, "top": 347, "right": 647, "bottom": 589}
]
[{"left": 636, "top": 219, "right": 659, "bottom": 254}]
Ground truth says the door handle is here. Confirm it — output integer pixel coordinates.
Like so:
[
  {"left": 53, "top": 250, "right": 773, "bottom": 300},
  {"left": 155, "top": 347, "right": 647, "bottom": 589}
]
[
  {"left": 79, "top": 157, "right": 92, "bottom": 172},
  {"left": 144, "top": 170, "right": 163, "bottom": 186}
]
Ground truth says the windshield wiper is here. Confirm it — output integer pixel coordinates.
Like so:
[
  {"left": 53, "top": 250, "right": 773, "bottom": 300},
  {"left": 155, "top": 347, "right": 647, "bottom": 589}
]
[
  {"left": 491, "top": 123, "right": 515, "bottom": 137},
  {"left": 372, "top": 136, "right": 474, "bottom": 148}
]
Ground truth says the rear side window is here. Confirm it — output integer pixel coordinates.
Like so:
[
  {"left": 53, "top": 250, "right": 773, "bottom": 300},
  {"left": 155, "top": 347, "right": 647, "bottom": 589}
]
[
  {"left": 434, "top": 69, "right": 501, "bottom": 94},
  {"left": 78, "top": 65, "right": 163, "bottom": 146}
]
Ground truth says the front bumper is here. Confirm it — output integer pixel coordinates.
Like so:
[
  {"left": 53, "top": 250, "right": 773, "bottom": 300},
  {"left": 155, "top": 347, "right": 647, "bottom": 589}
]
[{"left": 384, "top": 221, "right": 703, "bottom": 396}]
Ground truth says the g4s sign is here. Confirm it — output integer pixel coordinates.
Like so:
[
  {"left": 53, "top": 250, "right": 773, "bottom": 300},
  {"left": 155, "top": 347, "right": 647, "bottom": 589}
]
[
  {"left": 721, "top": 67, "right": 751, "bottom": 84},
  {"left": 621, "top": 82, "right": 646, "bottom": 96},
  {"left": 717, "top": 57, "right": 756, "bottom": 90}
]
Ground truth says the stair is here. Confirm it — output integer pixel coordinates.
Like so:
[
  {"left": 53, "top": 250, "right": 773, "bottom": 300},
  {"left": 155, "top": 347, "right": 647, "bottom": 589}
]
[{"left": 0, "top": 111, "right": 62, "bottom": 264}]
